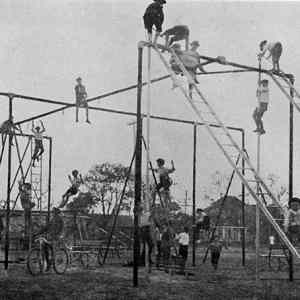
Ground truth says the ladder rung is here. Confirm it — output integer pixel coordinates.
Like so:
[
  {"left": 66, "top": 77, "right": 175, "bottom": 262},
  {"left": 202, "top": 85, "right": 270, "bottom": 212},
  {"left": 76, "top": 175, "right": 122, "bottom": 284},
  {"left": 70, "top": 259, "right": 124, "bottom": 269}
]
[
  {"left": 222, "top": 144, "right": 236, "bottom": 147},
  {"left": 246, "top": 179, "right": 260, "bottom": 183}
]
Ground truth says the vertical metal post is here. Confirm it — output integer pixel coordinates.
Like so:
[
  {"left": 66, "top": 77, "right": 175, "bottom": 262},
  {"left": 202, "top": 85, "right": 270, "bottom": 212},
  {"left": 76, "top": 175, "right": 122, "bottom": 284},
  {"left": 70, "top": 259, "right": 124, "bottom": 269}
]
[
  {"left": 241, "top": 130, "right": 246, "bottom": 266},
  {"left": 4, "top": 95, "right": 13, "bottom": 270},
  {"left": 47, "top": 137, "right": 52, "bottom": 224},
  {"left": 255, "top": 134, "right": 261, "bottom": 282},
  {"left": 192, "top": 123, "right": 197, "bottom": 266},
  {"left": 288, "top": 75, "right": 295, "bottom": 282},
  {"left": 133, "top": 44, "right": 144, "bottom": 287}
]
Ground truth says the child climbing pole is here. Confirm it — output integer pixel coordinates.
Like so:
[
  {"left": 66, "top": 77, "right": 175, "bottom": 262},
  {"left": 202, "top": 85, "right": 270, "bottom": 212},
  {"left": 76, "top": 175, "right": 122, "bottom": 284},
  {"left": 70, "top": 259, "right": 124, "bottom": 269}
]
[
  {"left": 143, "top": 0, "right": 166, "bottom": 44},
  {"left": 154, "top": 158, "right": 175, "bottom": 208},
  {"left": 75, "top": 77, "right": 91, "bottom": 124},
  {"left": 59, "top": 170, "right": 84, "bottom": 208},
  {"left": 161, "top": 25, "right": 189, "bottom": 51},
  {"left": 31, "top": 120, "right": 46, "bottom": 167},
  {"left": 253, "top": 79, "right": 269, "bottom": 135},
  {"left": 258, "top": 40, "right": 282, "bottom": 72}
]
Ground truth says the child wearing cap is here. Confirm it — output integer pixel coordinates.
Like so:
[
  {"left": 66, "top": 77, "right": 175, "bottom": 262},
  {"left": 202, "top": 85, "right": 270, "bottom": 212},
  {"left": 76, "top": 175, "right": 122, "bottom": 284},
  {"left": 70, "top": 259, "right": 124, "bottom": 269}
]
[
  {"left": 75, "top": 77, "right": 90, "bottom": 124},
  {"left": 161, "top": 25, "right": 189, "bottom": 51},
  {"left": 154, "top": 159, "right": 175, "bottom": 207},
  {"left": 143, "top": 0, "right": 166, "bottom": 45},
  {"left": 253, "top": 79, "right": 269, "bottom": 135},
  {"left": 284, "top": 197, "right": 300, "bottom": 244},
  {"left": 258, "top": 40, "right": 282, "bottom": 72}
]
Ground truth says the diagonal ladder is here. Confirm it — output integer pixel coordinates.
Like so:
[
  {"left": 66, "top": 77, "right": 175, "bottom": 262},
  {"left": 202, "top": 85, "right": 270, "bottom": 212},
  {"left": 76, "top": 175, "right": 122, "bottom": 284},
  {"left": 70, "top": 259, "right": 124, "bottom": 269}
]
[{"left": 151, "top": 43, "right": 300, "bottom": 258}]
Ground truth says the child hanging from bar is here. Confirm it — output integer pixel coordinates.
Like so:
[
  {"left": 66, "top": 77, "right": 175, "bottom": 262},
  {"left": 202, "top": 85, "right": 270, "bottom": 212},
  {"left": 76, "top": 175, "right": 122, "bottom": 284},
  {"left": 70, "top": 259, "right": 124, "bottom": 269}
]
[
  {"left": 253, "top": 79, "right": 269, "bottom": 135},
  {"left": 143, "top": 0, "right": 166, "bottom": 44},
  {"left": 59, "top": 170, "right": 84, "bottom": 208},
  {"left": 161, "top": 25, "right": 189, "bottom": 51},
  {"left": 31, "top": 120, "right": 46, "bottom": 167},
  {"left": 284, "top": 197, "right": 300, "bottom": 245},
  {"left": 258, "top": 40, "right": 282, "bottom": 72},
  {"left": 75, "top": 77, "right": 91, "bottom": 124},
  {"left": 154, "top": 158, "right": 175, "bottom": 208}
]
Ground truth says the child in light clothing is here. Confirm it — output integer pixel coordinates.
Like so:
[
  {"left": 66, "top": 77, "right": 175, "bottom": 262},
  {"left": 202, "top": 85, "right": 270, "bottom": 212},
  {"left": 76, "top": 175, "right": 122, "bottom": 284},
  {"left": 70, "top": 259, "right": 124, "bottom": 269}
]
[
  {"left": 176, "top": 226, "right": 189, "bottom": 273},
  {"left": 31, "top": 120, "right": 46, "bottom": 167},
  {"left": 284, "top": 197, "right": 300, "bottom": 244},
  {"left": 253, "top": 79, "right": 269, "bottom": 135},
  {"left": 161, "top": 25, "right": 189, "bottom": 51}
]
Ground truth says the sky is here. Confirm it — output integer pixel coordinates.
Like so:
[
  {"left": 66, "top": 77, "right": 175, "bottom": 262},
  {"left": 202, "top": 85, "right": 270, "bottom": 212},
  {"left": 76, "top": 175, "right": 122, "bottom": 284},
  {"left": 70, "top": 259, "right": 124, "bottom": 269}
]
[{"left": 0, "top": 0, "right": 300, "bottom": 211}]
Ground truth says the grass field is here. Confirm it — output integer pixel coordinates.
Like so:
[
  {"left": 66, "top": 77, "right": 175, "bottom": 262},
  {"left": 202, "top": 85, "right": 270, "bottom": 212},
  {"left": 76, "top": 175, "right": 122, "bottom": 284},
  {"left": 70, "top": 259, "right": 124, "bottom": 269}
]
[{"left": 0, "top": 249, "right": 300, "bottom": 300}]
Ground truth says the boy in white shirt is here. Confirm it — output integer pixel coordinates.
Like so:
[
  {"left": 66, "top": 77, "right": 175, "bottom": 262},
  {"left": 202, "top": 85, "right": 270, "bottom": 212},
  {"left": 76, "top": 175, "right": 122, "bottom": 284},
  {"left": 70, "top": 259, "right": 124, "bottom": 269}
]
[
  {"left": 253, "top": 79, "right": 269, "bottom": 135},
  {"left": 176, "top": 226, "right": 189, "bottom": 273}
]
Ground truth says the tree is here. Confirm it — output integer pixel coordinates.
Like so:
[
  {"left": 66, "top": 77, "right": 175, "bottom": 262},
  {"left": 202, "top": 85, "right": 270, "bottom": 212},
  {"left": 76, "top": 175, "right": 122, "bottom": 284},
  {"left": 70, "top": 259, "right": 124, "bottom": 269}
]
[{"left": 84, "top": 162, "right": 134, "bottom": 216}]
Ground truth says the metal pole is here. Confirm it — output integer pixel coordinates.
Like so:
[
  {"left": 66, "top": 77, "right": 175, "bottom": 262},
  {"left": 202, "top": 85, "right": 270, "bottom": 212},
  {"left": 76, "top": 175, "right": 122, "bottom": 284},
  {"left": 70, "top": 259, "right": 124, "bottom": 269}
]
[
  {"left": 4, "top": 95, "right": 13, "bottom": 270},
  {"left": 288, "top": 75, "right": 295, "bottom": 281},
  {"left": 133, "top": 44, "right": 143, "bottom": 287},
  {"left": 47, "top": 137, "right": 53, "bottom": 223},
  {"left": 255, "top": 134, "right": 261, "bottom": 283},
  {"left": 241, "top": 130, "right": 246, "bottom": 266},
  {"left": 192, "top": 123, "right": 197, "bottom": 267}
]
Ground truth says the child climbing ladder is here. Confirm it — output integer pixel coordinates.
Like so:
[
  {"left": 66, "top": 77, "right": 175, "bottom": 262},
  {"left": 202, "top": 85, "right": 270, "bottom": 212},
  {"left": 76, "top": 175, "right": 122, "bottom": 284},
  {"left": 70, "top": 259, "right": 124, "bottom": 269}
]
[
  {"left": 31, "top": 120, "right": 46, "bottom": 167},
  {"left": 154, "top": 158, "right": 175, "bottom": 207}
]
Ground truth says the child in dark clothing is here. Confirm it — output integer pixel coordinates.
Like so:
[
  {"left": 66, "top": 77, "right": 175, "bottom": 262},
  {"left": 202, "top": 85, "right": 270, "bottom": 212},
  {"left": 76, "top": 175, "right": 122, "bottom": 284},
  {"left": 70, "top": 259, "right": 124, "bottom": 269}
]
[
  {"left": 143, "top": 0, "right": 166, "bottom": 44},
  {"left": 209, "top": 235, "right": 226, "bottom": 270}
]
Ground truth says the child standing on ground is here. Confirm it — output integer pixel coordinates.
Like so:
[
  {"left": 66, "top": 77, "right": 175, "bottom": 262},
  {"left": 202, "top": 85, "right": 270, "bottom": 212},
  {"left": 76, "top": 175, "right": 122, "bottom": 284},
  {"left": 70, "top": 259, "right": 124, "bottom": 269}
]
[
  {"left": 59, "top": 170, "right": 84, "bottom": 208},
  {"left": 176, "top": 226, "right": 189, "bottom": 273},
  {"left": 154, "top": 158, "right": 175, "bottom": 207},
  {"left": 31, "top": 121, "right": 46, "bottom": 167},
  {"left": 161, "top": 223, "right": 173, "bottom": 271},
  {"left": 253, "top": 79, "right": 269, "bottom": 135},
  {"left": 75, "top": 77, "right": 90, "bottom": 124},
  {"left": 284, "top": 197, "right": 300, "bottom": 245},
  {"left": 209, "top": 235, "right": 225, "bottom": 270},
  {"left": 258, "top": 40, "right": 282, "bottom": 72},
  {"left": 143, "top": 0, "right": 166, "bottom": 45}
]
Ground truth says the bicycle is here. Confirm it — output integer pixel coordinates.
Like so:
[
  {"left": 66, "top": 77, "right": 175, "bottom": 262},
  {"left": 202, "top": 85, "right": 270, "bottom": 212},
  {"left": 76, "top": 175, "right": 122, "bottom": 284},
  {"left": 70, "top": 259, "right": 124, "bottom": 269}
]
[{"left": 27, "top": 236, "right": 69, "bottom": 276}]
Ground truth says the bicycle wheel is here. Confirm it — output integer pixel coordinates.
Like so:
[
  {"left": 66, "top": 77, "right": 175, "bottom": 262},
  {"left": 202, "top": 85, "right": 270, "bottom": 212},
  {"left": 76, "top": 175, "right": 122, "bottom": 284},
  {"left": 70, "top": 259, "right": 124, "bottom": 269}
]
[
  {"left": 53, "top": 248, "right": 69, "bottom": 274},
  {"left": 27, "top": 248, "right": 44, "bottom": 276}
]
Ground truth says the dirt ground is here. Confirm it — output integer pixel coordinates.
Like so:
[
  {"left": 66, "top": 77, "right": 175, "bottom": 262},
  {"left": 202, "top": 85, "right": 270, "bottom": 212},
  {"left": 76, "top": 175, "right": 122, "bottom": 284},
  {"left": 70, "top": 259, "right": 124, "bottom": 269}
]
[{"left": 1, "top": 249, "right": 300, "bottom": 300}]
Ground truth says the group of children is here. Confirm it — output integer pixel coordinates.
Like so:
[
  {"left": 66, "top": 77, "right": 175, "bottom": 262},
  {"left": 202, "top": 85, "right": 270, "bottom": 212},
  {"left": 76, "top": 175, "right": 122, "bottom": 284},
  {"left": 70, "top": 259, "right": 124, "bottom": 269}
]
[{"left": 143, "top": 1, "right": 285, "bottom": 135}]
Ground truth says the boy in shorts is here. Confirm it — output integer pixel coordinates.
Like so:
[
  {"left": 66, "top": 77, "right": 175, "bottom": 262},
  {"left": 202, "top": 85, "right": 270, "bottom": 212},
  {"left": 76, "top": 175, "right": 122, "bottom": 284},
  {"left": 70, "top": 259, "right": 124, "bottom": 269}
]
[
  {"left": 31, "top": 120, "right": 46, "bottom": 167},
  {"left": 59, "top": 170, "right": 84, "bottom": 208},
  {"left": 253, "top": 79, "right": 269, "bottom": 135},
  {"left": 143, "top": 0, "right": 166, "bottom": 45},
  {"left": 75, "top": 77, "right": 90, "bottom": 124}
]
